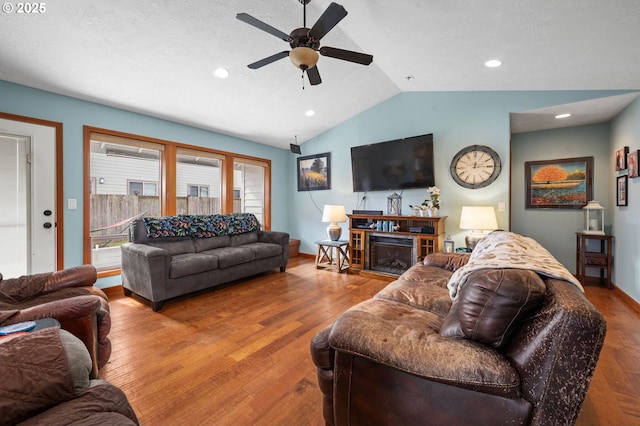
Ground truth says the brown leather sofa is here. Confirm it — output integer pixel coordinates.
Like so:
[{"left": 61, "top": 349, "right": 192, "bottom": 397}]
[
  {"left": 0, "top": 265, "right": 111, "bottom": 378},
  {"left": 311, "top": 232, "right": 606, "bottom": 426}
]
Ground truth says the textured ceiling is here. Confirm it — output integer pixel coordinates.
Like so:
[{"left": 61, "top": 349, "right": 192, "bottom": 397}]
[{"left": 1, "top": 0, "right": 639, "bottom": 149}]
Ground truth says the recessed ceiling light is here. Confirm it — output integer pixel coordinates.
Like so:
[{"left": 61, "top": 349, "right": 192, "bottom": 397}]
[
  {"left": 484, "top": 59, "right": 502, "bottom": 68},
  {"left": 213, "top": 68, "right": 229, "bottom": 79},
  {"left": 555, "top": 113, "right": 572, "bottom": 119},
  {"left": 305, "top": 110, "right": 315, "bottom": 117}
]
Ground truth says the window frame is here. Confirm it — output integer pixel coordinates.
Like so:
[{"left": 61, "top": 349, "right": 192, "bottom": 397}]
[{"left": 83, "top": 126, "right": 272, "bottom": 278}]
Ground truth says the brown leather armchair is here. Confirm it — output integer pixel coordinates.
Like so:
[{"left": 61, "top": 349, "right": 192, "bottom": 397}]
[{"left": 0, "top": 265, "right": 111, "bottom": 378}]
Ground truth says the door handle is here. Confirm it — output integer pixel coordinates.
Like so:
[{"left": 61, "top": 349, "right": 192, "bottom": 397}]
[{"left": 43, "top": 222, "right": 52, "bottom": 229}]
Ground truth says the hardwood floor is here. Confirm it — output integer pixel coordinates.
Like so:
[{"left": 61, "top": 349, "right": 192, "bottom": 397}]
[{"left": 101, "top": 257, "right": 640, "bottom": 426}]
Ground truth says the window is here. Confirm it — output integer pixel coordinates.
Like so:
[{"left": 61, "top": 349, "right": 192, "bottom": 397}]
[
  {"left": 233, "top": 159, "right": 267, "bottom": 224},
  {"left": 187, "top": 185, "right": 209, "bottom": 197},
  {"left": 177, "top": 147, "right": 223, "bottom": 215},
  {"left": 128, "top": 180, "right": 158, "bottom": 196},
  {"left": 87, "top": 132, "right": 162, "bottom": 273},
  {"left": 84, "top": 126, "right": 271, "bottom": 277}
]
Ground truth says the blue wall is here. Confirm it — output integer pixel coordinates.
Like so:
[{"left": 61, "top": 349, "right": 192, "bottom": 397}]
[
  {"left": 611, "top": 98, "right": 640, "bottom": 302},
  {"left": 512, "top": 124, "right": 611, "bottom": 271},
  {"left": 1, "top": 80, "right": 291, "bottom": 287},
  {"left": 292, "top": 90, "right": 639, "bottom": 305}
]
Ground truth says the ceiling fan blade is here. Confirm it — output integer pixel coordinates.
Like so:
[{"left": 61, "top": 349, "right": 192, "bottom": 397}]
[
  {"left": 247, "top": 51, "right": 290, "bottom": 69},
  {"left": 236, "top": 13, "right": 292, "bottom": 42},
  {"left": 307, "top": 66, "right": 322, "bottom": 85},
  {"left": 309, "top": 2, "right": 347, "bottom": 41},
  {"left": 319, "top": 46, "right": 373, "bottom": 65}
]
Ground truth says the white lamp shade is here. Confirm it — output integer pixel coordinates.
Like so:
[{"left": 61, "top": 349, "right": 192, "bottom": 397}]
[
  {"left": 459, "top": 206, "right": 498, "bottom": 231},
  {"left": 322, "top": 205, "right": 347, "bottom": 223}
]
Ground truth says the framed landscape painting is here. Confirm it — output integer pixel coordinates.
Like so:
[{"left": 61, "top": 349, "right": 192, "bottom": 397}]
[
  {"left": 525, "top": 156, "right": 593, "bottom": 209},
  {"left": 297, "top": 152, "right": 331, "bottom": 191}
]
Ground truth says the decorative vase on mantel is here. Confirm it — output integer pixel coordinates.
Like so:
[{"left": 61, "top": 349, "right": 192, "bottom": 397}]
[{"left": 426, "top": 208, "right": 438, "bottom": 217}]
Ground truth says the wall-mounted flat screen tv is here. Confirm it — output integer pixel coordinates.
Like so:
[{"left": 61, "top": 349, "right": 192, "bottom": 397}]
[{"left": 351, "top": 133, "right": 435, "bottom": 192}]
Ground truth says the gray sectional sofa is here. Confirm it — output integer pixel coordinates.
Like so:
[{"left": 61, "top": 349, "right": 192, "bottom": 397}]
[{"left": 121, "top": 213, "right": 289, "bottom": 311}]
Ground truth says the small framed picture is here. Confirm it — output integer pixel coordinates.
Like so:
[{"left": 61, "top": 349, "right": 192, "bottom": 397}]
[
  {"left": 443, "top": 239, "right": 455, "bottom": 253},
  {"left": 615, "top": 146, "right": 629, "bottom": 171},
  {"left": 628, "top": 150, "right": 639, "bottom": 178},
  {"left": 616, "top": 175, "right": 628, "bottom": 206}
]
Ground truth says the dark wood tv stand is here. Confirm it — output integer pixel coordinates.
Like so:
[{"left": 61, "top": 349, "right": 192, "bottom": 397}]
[{"left": 347, "top": 214, "right": 446, "bottom": 277}]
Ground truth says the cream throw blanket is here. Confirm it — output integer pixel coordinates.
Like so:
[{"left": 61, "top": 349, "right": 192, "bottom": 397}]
[{"left": 447, "top": 231, "right": 583, "bottom": 299}]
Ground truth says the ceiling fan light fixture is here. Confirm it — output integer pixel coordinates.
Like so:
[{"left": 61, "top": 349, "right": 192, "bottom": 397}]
[{"left": 290, "top": 46, "right": 319, "bottom": 70}]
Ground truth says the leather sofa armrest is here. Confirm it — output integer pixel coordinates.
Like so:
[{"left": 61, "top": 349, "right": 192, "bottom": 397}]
[
  {"left": 9, "top": 295, "right": 101, "bottom": 324},
  {"left": 423, "top": 252, "right": 470, "bottom": 272},
  {"left": 44, "top": 265, "right": 97, "bottom": 292},
  {"left": 311, "top": 326, "right": 336, "bottom": 426}
]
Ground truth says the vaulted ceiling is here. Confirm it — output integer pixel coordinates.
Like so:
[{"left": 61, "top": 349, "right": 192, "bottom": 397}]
[{"left": 1, "top": 0, "right": 639, "bottom": 149}]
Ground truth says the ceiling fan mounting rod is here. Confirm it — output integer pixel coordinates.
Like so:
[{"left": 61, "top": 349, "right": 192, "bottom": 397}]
[{"left": 300, "top": 0, "right": 311, "bottom": 28}]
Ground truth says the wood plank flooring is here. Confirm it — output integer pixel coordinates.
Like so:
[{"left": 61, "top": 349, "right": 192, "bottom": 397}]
[{"left": 101, "top": 257, "right": 640, "bottom": 426}]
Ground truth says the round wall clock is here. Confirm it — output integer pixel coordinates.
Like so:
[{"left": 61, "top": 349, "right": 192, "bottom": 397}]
[{"left": 450, "top": 145, "right": 502, "bottom": 189}]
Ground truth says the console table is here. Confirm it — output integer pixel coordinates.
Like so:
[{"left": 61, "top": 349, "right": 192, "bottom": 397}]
[
  {"left": 576, "top": 233, "right": 613, "bottom": 289},
  {"left": 315, "top": 240, "right": 350, "bottom": 273}
]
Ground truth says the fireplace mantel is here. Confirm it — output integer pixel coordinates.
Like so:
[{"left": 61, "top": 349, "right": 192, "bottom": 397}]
[{"left": 347, "top": 214, "right": 447, "bottom": 277}]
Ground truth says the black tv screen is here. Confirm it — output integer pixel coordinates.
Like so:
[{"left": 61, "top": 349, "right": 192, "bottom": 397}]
[{"left": 351, "top": 134, "right": 435, "bottom": 192}]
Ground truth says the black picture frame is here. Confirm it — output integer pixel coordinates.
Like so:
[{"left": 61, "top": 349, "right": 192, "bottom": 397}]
[
  {"left": 617, "top": 175, "right": 628, "bottom": 206},
  {"left": 525, "top": 156, "right": 593, "bottom": 209},
  {"left": 628, "top": 150, "right": 639, "bottom": 178},
  {"left": 297, "top": 152, "right": 331, "bottom": 191},
  {"left": 615, "top": 146, "right": 629, "bottom": 171}
]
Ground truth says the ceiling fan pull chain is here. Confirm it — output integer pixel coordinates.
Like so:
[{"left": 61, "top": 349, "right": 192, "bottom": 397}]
[{"left": 301, "top": 70, "right": 306, "bottom": 90}]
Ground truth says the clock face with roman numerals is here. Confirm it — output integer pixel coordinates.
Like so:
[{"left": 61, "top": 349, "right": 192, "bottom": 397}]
[{"left": 450, "top": 145, "right": 502, "bottom": 189}]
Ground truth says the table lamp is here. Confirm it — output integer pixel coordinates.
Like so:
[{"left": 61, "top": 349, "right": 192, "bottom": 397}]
[
  {"left": 322, "top": 204, "right": 347, "bottom": 241},
  {"left": 459, "top": 206, "right": 498, "bottom": 251}
]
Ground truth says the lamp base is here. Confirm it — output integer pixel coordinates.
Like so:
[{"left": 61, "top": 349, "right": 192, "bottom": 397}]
[
  {"left": 326, "top": 223, "right": 342, "bottom": 241},
  {"left": 465, "top": 231, "right": 486, "bottom": 251}
]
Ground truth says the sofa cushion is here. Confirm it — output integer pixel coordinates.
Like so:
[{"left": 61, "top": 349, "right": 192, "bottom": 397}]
[
  {"left": 247, "top": 242, "right": 283, "bottom": 260},
  {"left": 230, "top": 231, "right": 259, "bottom": 247},
  {"left": 170, "top": 253, "right": 219, "bottom": 279},
  {"left": 329, "top": 298, "right": 521, "bottom": 398},
  {"left": 193, "top": 235, "right": 231, "bottom": 252},
  {"left": 374, "top": 264, "right": 455, "bottom": 316},
  {"left": 440, "top": 269, "right": 546, "bottom": 348},
  {"left": 206, "top": 247, "right": 255, "bottom": 269}
]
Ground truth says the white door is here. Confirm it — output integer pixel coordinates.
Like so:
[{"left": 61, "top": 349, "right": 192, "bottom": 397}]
[{"left": 0, "top": 118, "right": 57, "bottom": 278}]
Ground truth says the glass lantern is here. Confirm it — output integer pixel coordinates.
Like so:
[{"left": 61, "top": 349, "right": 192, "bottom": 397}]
[
  {"left": 582, "top": 200, "right": 605, "bottom": 235},
  {"left": 387, "top": 192, "right": 402, "bottom": 216}
]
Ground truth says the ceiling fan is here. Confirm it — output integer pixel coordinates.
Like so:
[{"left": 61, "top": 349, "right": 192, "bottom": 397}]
[{"left": 236, "top": 0, "right": 373, "bottom": 85}]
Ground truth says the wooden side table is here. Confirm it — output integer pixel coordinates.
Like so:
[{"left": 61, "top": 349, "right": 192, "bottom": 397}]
[
  {"left": 576, "top": 233, "right": 613, "bottom": 289},
  {"left": 315, "top": 240, "right": 350, "bottom": 273}
]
